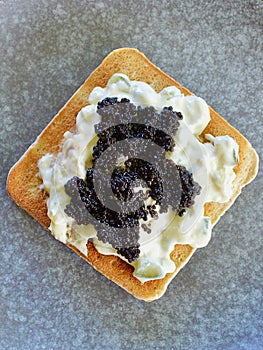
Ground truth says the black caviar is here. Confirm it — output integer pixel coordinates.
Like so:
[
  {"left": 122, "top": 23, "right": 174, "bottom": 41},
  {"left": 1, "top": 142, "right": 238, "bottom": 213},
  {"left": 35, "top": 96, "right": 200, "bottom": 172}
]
[{"left": 64, "top": 98, "right": 201, "bottom": 262}]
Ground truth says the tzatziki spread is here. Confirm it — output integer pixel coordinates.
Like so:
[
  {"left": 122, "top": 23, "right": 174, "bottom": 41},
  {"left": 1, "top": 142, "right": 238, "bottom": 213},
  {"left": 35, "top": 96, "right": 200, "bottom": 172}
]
[{"left": 38, "top": 74, "right": 238, "bottom": 282}]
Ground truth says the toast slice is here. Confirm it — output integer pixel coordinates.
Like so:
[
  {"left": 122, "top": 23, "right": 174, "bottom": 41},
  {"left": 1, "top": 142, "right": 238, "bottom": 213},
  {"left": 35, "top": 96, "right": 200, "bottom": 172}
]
[{"left": 7, "top": 48, "right": 258, "bottom": 301}]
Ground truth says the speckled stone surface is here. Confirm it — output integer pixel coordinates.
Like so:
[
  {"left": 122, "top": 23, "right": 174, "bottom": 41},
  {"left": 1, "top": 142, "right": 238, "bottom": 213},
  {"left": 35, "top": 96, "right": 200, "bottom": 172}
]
[{"left": 1, "top": 1, "right": 262, "bottom": 349}]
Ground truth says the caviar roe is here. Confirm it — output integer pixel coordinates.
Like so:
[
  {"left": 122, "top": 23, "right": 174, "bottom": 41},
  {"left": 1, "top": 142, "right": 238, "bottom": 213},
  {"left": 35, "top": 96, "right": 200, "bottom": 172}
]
[{"left": 64, "top": 98, "right": 201, "bottom": 262}]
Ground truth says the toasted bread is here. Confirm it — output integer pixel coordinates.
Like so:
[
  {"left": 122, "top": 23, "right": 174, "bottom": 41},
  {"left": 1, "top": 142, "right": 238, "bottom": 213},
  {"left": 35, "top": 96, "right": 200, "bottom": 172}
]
[{"left": 7, "top": 48, "right": 258, "bottom": 301}]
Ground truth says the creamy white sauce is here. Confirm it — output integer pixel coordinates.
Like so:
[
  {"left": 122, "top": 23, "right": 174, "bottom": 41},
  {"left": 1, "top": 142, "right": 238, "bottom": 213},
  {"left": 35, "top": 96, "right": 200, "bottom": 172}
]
[{"left": 38, "top": 74, "right": 238, "bottom": 282}]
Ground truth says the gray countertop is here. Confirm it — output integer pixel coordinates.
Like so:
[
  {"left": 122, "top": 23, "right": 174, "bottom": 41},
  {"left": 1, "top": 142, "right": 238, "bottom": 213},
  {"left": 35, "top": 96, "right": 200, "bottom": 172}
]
[{"left": 1, "top": 1, "right": 262, "bottom": 349}]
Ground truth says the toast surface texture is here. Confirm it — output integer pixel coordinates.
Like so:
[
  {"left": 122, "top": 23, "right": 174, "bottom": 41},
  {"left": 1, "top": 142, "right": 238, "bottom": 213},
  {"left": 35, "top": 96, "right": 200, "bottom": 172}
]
[{"left": 7, "top": 48, "right": 258, "bottom": 301}]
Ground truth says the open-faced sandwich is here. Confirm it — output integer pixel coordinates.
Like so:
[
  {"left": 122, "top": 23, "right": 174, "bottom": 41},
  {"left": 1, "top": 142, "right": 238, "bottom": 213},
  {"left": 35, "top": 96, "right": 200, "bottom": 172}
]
[{"left": 7, "top": 48, "right": 258, "bottom": 301}]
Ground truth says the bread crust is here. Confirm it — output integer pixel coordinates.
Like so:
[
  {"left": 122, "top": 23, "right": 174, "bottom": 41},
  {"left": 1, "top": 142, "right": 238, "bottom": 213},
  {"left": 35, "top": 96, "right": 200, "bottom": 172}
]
[{"left": 7, "top": 48, "right": 259, "bottom": 301}]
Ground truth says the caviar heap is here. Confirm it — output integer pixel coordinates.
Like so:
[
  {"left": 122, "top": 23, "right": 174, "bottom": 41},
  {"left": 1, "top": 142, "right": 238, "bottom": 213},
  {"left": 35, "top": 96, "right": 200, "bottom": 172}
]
[{"left": 64, "top": 98, "right": 201, "bottom": 262}]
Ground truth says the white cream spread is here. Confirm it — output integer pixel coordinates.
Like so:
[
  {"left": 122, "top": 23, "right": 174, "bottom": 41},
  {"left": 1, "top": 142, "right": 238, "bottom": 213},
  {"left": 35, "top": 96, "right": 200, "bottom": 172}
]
[{"left": 38, "top": 74, "right": 239, "bottom": 282}]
